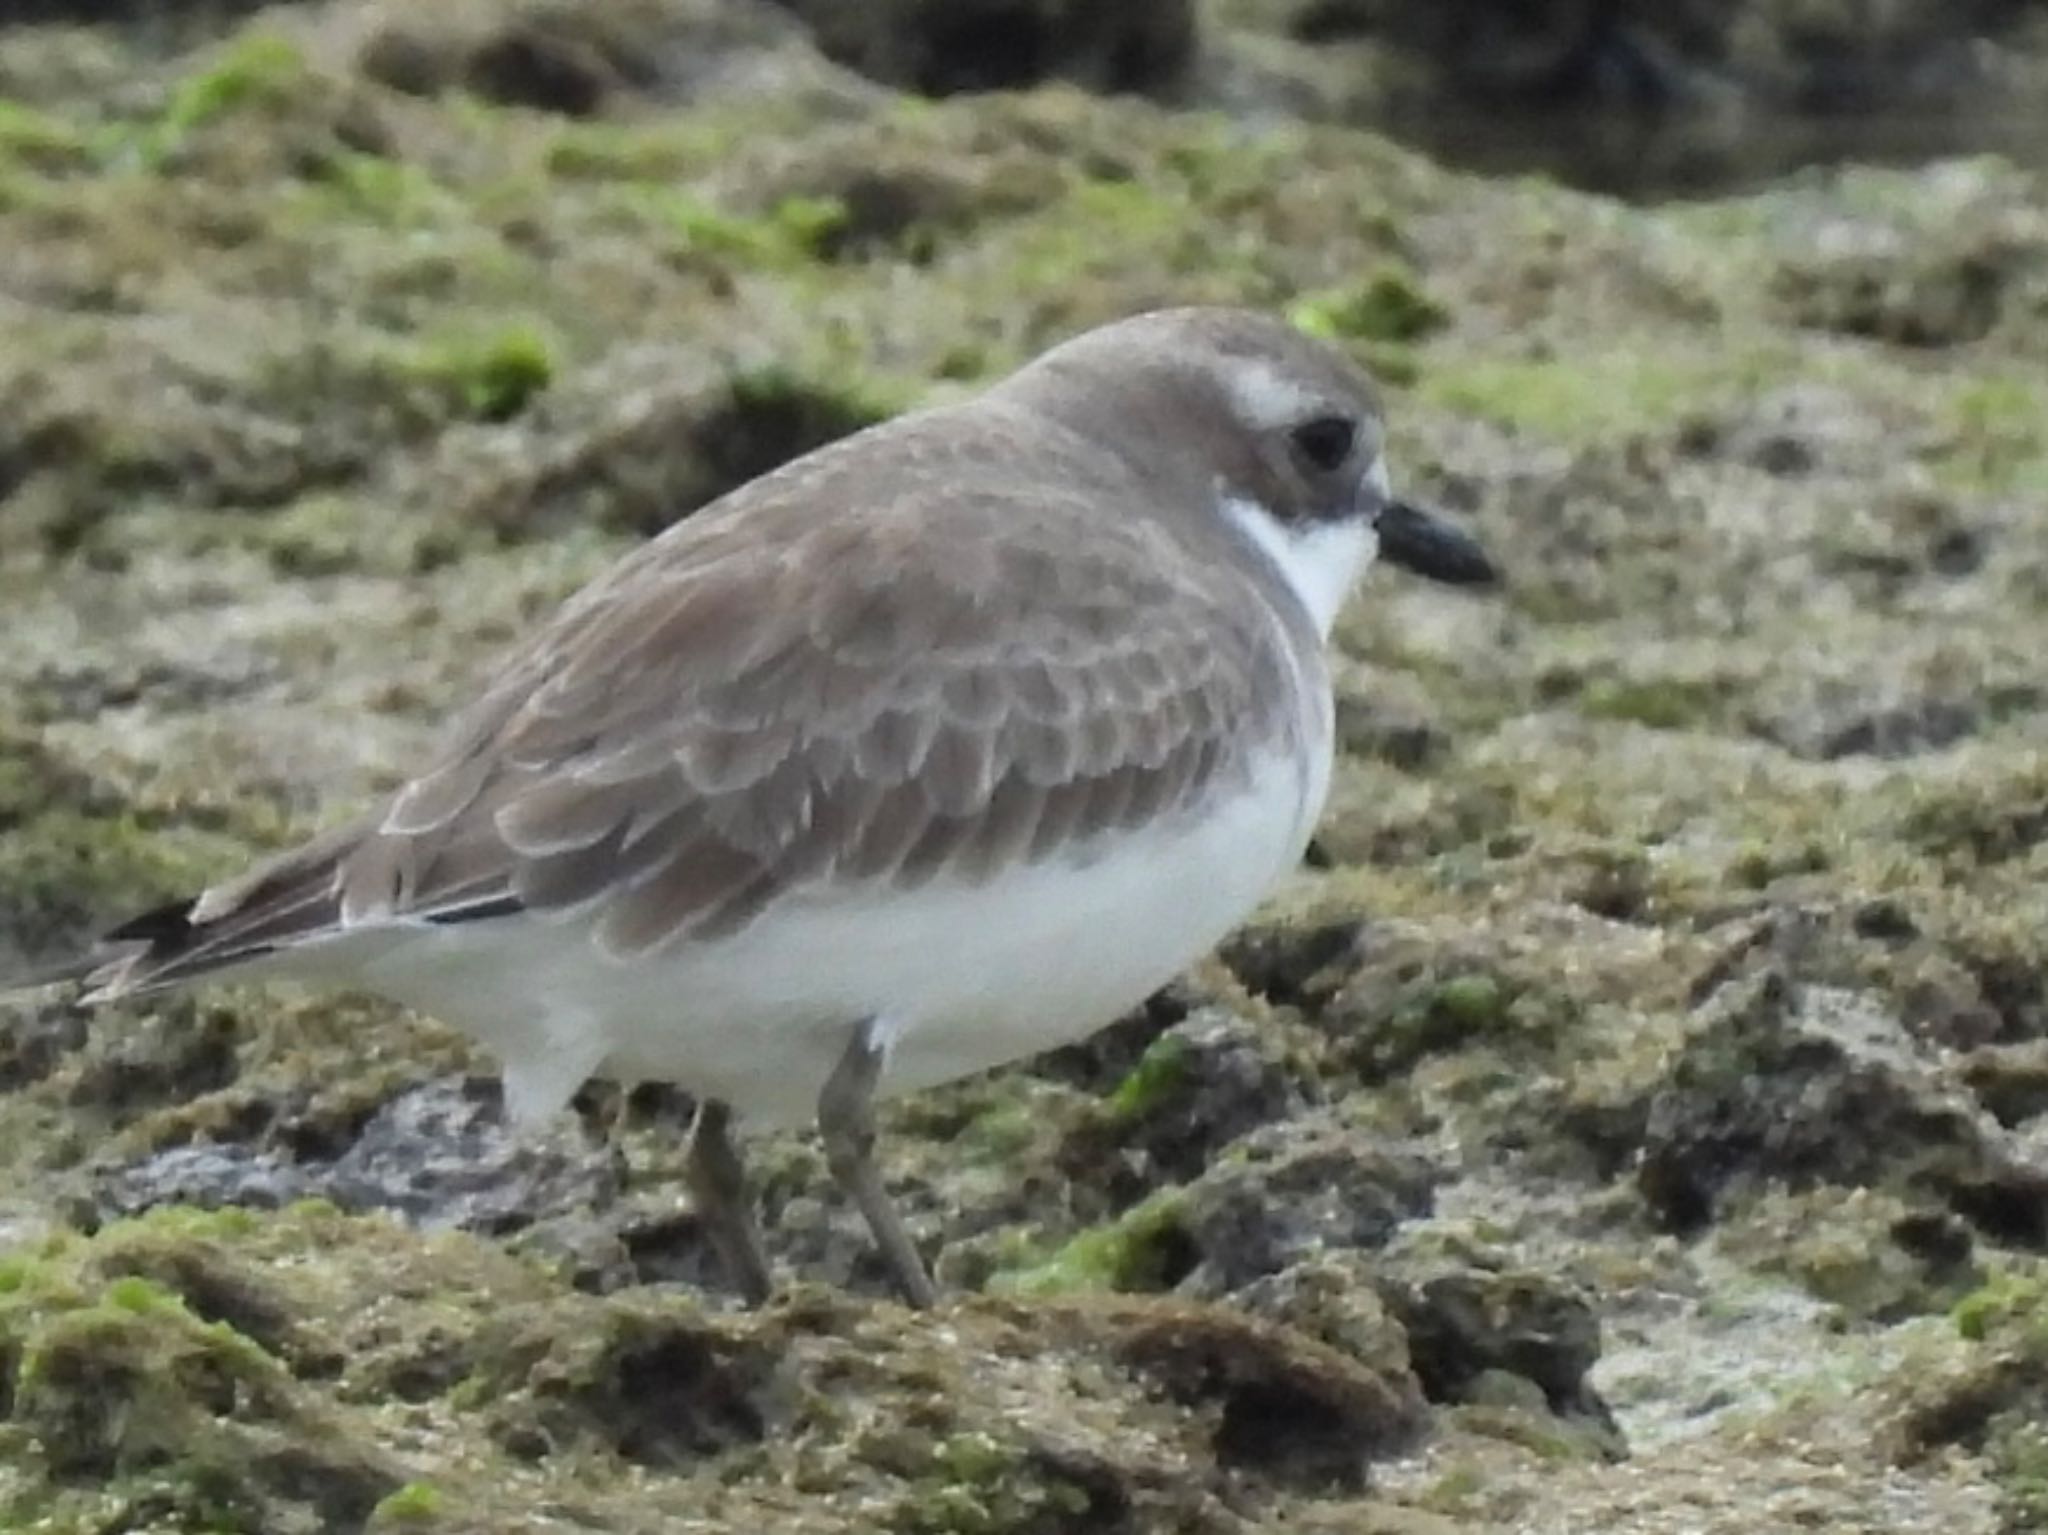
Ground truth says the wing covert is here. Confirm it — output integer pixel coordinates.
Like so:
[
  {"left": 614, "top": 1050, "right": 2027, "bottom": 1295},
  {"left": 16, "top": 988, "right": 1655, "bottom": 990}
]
[{"left": 340, "top": 449, "right": 1309, "bottom": 959}]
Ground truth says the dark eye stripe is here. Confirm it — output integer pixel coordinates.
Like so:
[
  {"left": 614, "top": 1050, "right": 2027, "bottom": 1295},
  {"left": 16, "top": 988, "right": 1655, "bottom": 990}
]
[{"left": 1290, "top": 415, "right": 1355, "bottom": 472}]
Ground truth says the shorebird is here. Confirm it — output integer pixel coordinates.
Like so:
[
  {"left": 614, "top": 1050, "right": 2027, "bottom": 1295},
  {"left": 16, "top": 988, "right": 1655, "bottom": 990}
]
[{"left": 48, "top": 308, "right": 1496, "bottom": 1306}]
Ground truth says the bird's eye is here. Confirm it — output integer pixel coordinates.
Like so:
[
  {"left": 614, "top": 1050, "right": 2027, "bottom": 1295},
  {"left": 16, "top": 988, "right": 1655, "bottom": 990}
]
[{"left": 1290, "top": 415, "right": 1356, "bottom": 473}]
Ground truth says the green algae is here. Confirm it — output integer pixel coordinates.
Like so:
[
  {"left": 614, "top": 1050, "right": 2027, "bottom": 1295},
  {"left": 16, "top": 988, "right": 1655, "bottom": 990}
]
[
  {"left": 1341, "top": 969, "right": 1526, "bottom": 1083},
  {"left": 370, "top": 1480, "right": 444, "bottom": 1526},
  {"left": 542, "top": 100, "right": 859, "bottom": 189},
  {"left": 133, "top": 31, "right": 309, "bottom": 170},
  {"left": 1905, "top": 367, "right": 2048, "bottom": 497},
  {"left": 1105, "top": 1034, "right": 1192, "bottom": 1122},
  {"left": 0, "top": 1223, "right": 397, "bottom": 1532},
  {"left": 1427, "top": 974, "right": 1511, "bottom": 1033},
  {"left": 1290, "top": 266, "right": 1450, "bottom": 345},
  {"left": 0, "top": 1206, "right": 560, "bottom": 1528},
  {"left": 1578, "top": 676, "right": 1729, "bottom": 731},
  {"left": 1896, "top": 1266, "right": 2048, "bottom": 1530},
  {"left": 0, "top": 806, "right": 236, "bottom": 966},
  {"left": 1952, "top": 1267, "right": 2048, "bottom": 1344},
  {"left": 1727, "top": 838, "right": 1833, "bottom": 891},
  {"left": 622, "top": 186, "right": 853, "bottom": 270},
  {"left": 397, "top": 322, "right": 557, "bottom": 423},
  {"left": 0, "top": 99, "right": 89, "bottom": 177},
  {"left": 1417, "top": 346, "right": 1731, "bottom": 443},
  {"left": 101, "top": 1272, "right": 187, "bottom": 1316},
  {"left": 545, "top": 119, "right": 708, "bottom": 182},
  {"left": 895, "top": 1430, "right": 1097, "bottom": 1535},
  {"left": 1898, "top": 758, "right": 2048, "bottom": 866},
  {"left": 0, "top": 715, "right": 292, "bottom": 969},
  {"left": 1718, "top": 1191, "right": 1982, "bottom": 1324},
  {"left": 955, "top": 1101, "right": 1042, "bottom": 1161},
  {"left": 988, "top": 175, "right": 1191, "bottom": 297},
  {"left": 291, "top": 151, "right": 455, "bottom": 231},
  {"left": 990, "top": 1192, "right": 1193, "bottom": 1297}
]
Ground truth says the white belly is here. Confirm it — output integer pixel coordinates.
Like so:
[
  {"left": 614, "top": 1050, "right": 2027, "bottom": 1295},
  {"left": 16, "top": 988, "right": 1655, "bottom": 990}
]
[{"left": 326, "top": 746, "right": 1327, "bottom": 1128}]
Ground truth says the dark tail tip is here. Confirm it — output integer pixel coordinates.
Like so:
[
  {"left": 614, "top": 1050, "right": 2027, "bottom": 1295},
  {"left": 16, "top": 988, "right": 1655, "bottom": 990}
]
[
  {"left": 3, "top": 897, "right": 203, "bottom": 997},
  {"left": 101, "top": 897, "right": 200, "bottom": 948}
]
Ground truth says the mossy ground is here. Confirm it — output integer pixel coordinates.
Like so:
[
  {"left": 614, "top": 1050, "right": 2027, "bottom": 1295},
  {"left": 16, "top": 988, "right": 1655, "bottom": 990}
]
[{"left": 0, "top": 2, "right": 2044, "bottom": 1531}]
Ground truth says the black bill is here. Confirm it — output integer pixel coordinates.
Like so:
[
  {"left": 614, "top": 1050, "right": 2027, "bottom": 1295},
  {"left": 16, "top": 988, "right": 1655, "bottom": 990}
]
[{"left": 1377, "top": 499, "right": 1498, "bottom": 587}]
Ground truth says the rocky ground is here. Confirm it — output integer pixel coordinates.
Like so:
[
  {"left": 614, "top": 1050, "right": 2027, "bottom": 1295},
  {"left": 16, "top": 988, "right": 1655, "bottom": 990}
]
[{"left": 1, "top": 2, "right": 2047, "bottom": 1532}]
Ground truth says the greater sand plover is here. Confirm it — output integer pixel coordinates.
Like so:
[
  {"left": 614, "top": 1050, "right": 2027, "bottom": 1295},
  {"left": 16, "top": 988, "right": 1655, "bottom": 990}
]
[{"left": 48, "top": 308, "right": 1496, "bottom": 1306}]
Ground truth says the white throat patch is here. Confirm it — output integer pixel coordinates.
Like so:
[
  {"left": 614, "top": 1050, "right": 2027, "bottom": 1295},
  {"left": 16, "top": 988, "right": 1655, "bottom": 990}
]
[{"left": 1222, "top": 493, "right": 1378, "bottom": 638}]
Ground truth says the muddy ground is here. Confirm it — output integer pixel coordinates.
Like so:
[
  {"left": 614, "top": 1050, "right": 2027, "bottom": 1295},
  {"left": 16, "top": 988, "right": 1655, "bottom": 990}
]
[{"left": 1, "top": 2, "right": 2047, "bottom": 1532}]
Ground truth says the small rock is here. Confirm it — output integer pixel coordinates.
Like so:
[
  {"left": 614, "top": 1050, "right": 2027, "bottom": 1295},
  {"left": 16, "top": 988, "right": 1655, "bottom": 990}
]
[
  {"left": 98, "top": 1141, "right": 314, "bottom": 1217},
  {"left": 1321, "top": 946, "right": 1521, "bottom": 1084},
  {"left": 1747, "top": 682, "right": 1978, "bottom": 760},
  {"left": 1961, "top": 1041, "right": 2048, "bottom": 1129},
  {"left": 480, "top": 1296, "right": 784, "bottom": 1469},
  {"left": 770, "top": 0, "right": 1196, "bottom": 98},
  {"left": 1218, "top": 917, "right": 1365, "bottom": 1017},
  {"left": 1638, "top": 966, "right": 2048, "bottom": 1247},
  {"left": 1080, "top": 1007, "right": 1314, "bottom": 1189},
  {"left": 1715, "top": 383, "right": 1891, "bottom": 477},
  {"left": 1178, "top": 1117, "right": 1437, "bottom": 1294},
  {"left": 1333, "top": 667, "right": 1452, "bottom": 770},
  {"left": 0, "top": 993, "right": 90, "bottom": 1094},
  {"left": 424, "top": 343, "right": 896, "bottom": 542},
  {"left": 1041, "top": 1294, "right": 1427, "bottom": 1492},
  {"left": 356, "top": 0, "right": 841, "bottom": 114},
  {"left": 1852, "top": 898, "right": 1920, "bottom": 944},
  {"left": 99, "top": 1075, "right": 619, "bottom": 1238},
  {"left": 1375, "top": 1257, "right": 1613, "bottom": 1437},
  {"left": 1234, "top": 1251, "right": 1420, "bottom": 1386},
  {"left": 324, "top": 1076, "right": 617, "bottom": 1233},
  {"left": 1774, "top": 221, "right": 2016, "bottom": 347}
]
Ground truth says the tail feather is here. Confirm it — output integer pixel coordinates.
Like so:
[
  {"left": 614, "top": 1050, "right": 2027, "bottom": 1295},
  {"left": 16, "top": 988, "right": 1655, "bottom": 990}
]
[
  {"left": 7, "top": 805, "right": 533, "bottom": 1007},
  {"left": 79, "top": 887, "right": 323, "bottom": 1002},
  {"left": 25, "top": 818, "right": 376, "bottom": 1005}
]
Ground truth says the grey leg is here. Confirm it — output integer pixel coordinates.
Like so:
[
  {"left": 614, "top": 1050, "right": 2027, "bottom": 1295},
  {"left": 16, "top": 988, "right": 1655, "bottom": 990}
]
[
  {"left": 602, "top": 1078, "right": 637, "bottom": 1160},
  {"left": 684, "top": 1098, "right": 773, "bottom": 1306},
  {"left": 818, "top": 1021, "right": 936, "bottom": 1309}
]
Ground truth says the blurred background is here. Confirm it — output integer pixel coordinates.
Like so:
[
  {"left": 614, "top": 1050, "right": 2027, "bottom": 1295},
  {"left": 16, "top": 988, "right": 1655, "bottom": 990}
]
[{"left": 16, "top": 0, "right": 2048, "bottom": 191}]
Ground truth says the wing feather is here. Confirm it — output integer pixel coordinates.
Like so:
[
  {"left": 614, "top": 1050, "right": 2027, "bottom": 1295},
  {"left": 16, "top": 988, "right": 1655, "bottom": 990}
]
[
  {"left": 88, "top": 407, "right": 1312, "bottom": 988},
  {"left": 357, "top": 482, "right": 1305, "bottom": 955}
]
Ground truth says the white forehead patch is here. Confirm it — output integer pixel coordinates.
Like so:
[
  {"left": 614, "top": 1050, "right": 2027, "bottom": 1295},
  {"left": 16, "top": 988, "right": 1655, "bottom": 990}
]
[
  {"left": 1223, "top": 357, "right": 1321, "bottom": 432},
  {"left": 1220, "top": 355, "right": 1384, "bottom": 465}
]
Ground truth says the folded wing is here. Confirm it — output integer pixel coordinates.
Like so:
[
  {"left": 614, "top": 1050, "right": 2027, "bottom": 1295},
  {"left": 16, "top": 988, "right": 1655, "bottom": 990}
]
[{"left": 79, "top": 421, "right": 1304, "bottom": 997}]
